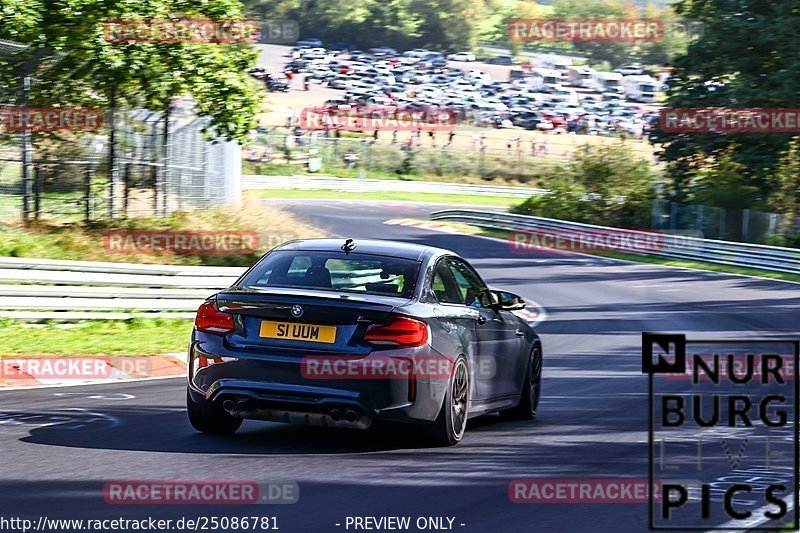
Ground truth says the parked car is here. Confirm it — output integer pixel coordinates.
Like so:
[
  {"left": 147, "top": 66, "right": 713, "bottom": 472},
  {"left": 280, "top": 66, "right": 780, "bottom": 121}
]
[
  {"left": 447, "top": 52, "right": 476, "bottom": 62},
  {"left": 486, "top": 55, "right": 519, "bottom": 65},
  {"left": 296, "top": 38, "right": 323, "bottom": 48},
  {"left": 614, "top": 64, "right": 645, "bottom": 76}
]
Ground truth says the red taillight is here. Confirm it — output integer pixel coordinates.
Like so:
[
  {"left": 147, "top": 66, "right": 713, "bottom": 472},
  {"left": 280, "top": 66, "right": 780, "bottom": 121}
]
[
  {"left": 364, "top": 316, "right": 428, "bottom": 348},
  {"left": 195, "top": 301, "right": 235, "bottom": 335}
]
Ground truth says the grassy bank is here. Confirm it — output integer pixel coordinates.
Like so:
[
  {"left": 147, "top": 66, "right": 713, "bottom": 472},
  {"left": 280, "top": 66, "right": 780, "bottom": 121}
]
[
  {"left": 0, "top": 199, "right": 324, "bottom": 266},
  {"left": 247, "top": 188, "right": 522, "bottom": 207},
  {"left": 242, "top": 158, "right": 560, "bottom": 187},
  {"left": 0, "top": 318, "right": 193, "bottom": 356}
]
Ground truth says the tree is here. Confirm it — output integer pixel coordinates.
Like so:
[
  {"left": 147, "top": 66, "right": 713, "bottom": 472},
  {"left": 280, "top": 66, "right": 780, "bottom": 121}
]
[
  {"left": 0, "top": 0, "right": 262, "bottom": 217},
  {"left": 652, "top": 0, "right": 800, "bottom": 202},
  {"left": 637, "top": 5, "right": 694, "bottom": 67},
  {"left": 512, "top": 141, "right": 657, "bottom": 228},
  {"left": 550, "top": 0, "right": 632, "bottom": 67},
  {"left": 0, "top": 0, "right": 261, "bottom": 143},
  {"left": 766, "top": 138, "right": 800, "bottom": 245},
  {"left": 240, "top": 0, "right": 486, "bottom": 51},
  {"left": 686, "top": 146, "right": 760, "bottom": 209}
]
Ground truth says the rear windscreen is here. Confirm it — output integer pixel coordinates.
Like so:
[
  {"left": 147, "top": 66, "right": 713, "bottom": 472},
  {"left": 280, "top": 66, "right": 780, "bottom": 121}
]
[{"left": 238, "top": 251, "right": 420, "bottom": 298}]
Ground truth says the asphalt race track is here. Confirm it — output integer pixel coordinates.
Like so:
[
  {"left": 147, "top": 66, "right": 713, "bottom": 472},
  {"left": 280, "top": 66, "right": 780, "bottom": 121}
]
[{"left": 2, "top": 200, "right": 799, "bottom": 532}]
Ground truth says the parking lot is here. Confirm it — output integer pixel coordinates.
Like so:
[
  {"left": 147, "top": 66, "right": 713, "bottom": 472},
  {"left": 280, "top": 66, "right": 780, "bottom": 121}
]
[{"left": 251, "top": 44, "right": 660, "bottom": 160}]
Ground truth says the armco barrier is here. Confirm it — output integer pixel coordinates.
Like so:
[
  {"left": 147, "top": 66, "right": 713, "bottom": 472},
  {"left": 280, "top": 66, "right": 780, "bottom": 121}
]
[
  {"left": 430, "top": 209, "right": 800, "bottom": 275},
  {"left": 0, "top": 258, "right": 387, "bottom": 319}
]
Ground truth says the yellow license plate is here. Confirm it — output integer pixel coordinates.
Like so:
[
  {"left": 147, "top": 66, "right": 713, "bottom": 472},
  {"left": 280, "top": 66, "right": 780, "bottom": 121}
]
[{"left": 259, "top": 321, "right": 337, "bottom": 343}]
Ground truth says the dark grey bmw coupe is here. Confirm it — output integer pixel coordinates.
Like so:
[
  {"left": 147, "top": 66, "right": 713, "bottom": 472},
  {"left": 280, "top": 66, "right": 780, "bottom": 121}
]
[{"left": 186, "top": 238, "right": 542, "bottom": 446}]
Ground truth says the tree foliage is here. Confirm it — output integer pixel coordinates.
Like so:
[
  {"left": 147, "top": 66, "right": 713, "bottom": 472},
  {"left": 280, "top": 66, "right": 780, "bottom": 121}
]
[
  {"left": 652, "top": 0, "right": 800, "bottom": 205},
  {"left": 0, "top": 0, "right": 261, "bottom": 142},
  {"left": 512, "top": 142, "right": 657, "bottom": 228},
  {"left": 766, "top": 139, "right": 800, "bottom": 245},
  {"left": 243, "top": 0, "right": 480, "bottom": 51}
]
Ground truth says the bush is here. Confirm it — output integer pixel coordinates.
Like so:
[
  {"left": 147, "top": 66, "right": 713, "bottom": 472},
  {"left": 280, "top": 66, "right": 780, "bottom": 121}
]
[{"left": 511, "top": 141, "right": 657, "bottom": 228}]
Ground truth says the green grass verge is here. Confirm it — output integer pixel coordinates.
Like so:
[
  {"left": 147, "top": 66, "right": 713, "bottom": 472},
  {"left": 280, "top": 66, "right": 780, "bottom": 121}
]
[
  {"left": 248, "top": 188, "right": 522, "bottom": 207},
  {"left": 415, "top": 220, "right": 800, "bottom": 283},
  {"left": 0, "top": 318, "right": 193, "bottom": 356},
  {"left": 242, "top": 160, "right": 555, "bottom": 186}
]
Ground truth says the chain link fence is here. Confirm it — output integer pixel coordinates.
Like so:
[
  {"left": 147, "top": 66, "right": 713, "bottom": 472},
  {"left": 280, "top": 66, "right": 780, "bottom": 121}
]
[
  {"left": 243, "top": 126, "right": 639, "bottom": 183},
  {"left": 652, "top": 199, "right": 799, "bottom": 245},
  {"left": 0, "top": 103, "right": 240, "bottom": 222}
]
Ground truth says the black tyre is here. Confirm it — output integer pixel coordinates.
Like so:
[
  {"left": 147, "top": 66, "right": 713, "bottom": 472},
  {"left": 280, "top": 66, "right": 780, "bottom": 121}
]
[
  {"left": 502, "top": 344, "right": 542, "bottom": 420},
  {"left": 427, "top": 356, "right": 470, "bottom": 447},
  {"left": 186, "top": 389, "right": 242, "bottom": 435}
]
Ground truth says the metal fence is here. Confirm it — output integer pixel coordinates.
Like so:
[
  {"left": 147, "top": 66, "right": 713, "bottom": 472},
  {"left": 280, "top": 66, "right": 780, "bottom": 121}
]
[
  {"left": 0, "top": 103, "right": 240, "bottom": 222},
  {"left": 0, "top": 257, "right": 385, "bottom": 320},
  {"left": 651, "top": 199, "right": 797, "bottom": 246},
  {"left": 430, "top": 209, "right": 800, "bottom": 276},
  {"left": 244, "top": 126, "right": 653, "bottom": 183}
]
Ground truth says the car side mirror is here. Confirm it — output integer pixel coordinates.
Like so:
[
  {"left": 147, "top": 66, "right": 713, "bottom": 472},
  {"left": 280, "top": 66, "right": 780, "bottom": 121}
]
[{"left": 489, "top": 290, "right": 525, "bottom": 311}]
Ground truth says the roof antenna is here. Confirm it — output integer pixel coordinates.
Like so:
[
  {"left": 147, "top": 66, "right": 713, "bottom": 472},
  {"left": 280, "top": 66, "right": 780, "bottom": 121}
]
[{"left": 341, "top": 238, "right": 357, "bottom": 254}]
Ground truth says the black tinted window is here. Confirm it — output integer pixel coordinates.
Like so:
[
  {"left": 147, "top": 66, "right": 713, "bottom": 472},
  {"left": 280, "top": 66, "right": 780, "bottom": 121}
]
[
  {"left": 447, "top": 258, "right": 489, "bottom": 307},
  {"left": 432, "top": 259, "right": 463, "bottom": 304},
  {"left": 239, "top": 251, "right": 419, "bottom": 299}
]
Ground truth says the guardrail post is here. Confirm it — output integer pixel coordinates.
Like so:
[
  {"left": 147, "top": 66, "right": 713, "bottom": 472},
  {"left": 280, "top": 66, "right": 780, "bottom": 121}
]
[
  {"left": 33, "top": 165, "right": 41, "bottom": 221},
  {"left": 742, "top": 209, "right": 750, "bottom": 241},
  {"left": 669, "top": 202, "right": 677, "bottom": 231},
  {"left": 122, "top": 163, "right": 130, "bottom": 218},
  {"left": 697, "top": 205, "right": 704, "bottom": 234},
  {"left": 151, "top": 164, "right": 158, "bottom": 216},
  {"left": 20, "top": 76, "right": 32, "bottom": 224},
  {"left": 651, "top": 198, "right": 660, "bottom": 229},
  {"left": 84, "top": 167, "right": 93, "bottom": 223},
  {"left": 768, "top": 214, "right": 778, "bottom": 236}
]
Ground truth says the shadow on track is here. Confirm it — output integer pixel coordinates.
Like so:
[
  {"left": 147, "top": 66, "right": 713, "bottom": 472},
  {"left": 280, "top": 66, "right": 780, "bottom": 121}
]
[{"left": 16, "top": 407, "right": 531, "bottom": 455}]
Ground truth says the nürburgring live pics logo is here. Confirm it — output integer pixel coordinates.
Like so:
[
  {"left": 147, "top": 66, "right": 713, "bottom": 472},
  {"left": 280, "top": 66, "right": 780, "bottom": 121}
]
[{"left": 643, "top": 332, "right": 799, "bottom": 530}]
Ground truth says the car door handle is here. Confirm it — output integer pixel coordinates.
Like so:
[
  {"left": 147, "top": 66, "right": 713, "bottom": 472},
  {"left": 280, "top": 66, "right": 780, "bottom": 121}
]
[{"left": 514, "top": 329, "right": 525, "bottom": 336}]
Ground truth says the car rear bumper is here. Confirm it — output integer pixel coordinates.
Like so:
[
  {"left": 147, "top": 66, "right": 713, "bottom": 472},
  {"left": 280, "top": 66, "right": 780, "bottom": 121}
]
[
  {"left": 189, "top": 379, "right": 377, "bottom": 429},
  {"left": 187, "top": 336, "right": 451, "bottom": 428}
]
